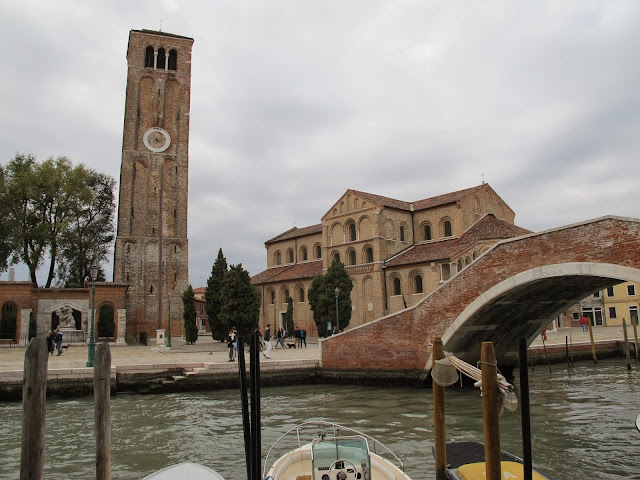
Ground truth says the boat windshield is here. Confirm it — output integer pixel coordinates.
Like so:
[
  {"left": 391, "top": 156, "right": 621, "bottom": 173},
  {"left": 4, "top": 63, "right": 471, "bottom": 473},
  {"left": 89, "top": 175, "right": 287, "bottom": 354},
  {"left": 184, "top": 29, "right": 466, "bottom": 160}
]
[{"left": 312, "top": 436, "right": 370, "bottom": 473}]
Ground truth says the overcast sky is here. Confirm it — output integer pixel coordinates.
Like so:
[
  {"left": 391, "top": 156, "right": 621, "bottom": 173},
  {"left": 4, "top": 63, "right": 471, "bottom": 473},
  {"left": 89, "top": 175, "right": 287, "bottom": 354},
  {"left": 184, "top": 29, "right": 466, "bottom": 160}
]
[{"left": 1, "top": 1, "right": 639, "bottom": 287}]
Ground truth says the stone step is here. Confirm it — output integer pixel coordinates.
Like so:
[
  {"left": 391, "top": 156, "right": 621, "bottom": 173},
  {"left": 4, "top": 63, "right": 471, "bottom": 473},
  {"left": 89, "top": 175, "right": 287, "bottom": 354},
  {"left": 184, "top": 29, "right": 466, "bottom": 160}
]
[
  {"left": 160, "top": 379, "right": 176, "bottom": 385},
  {"left": 185, "top": 371, "right": 199, "bottom": 376},
  {"left": 172, "top": 375, "right": 187, "bottom": 381}
]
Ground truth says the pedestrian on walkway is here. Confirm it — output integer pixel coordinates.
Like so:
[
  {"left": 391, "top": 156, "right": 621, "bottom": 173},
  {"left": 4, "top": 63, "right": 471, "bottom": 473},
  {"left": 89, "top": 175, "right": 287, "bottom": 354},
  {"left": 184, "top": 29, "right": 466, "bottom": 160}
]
[
  {"left": 580, "top": 315, "right": 588, "bottom": 332},
  {"left": 300, "top": 328, "right": 307, "bottom": 348},
  {"left": 227, "top": 329, "right": 236, "bottom": 362},
  {"left": 46, "top": 330, "right": 55, "bottom": 355},
  {"left": 55, "top": 328, "right": 63, "bottom": 356},
  {"left": 275, "top": 327, "right": 285, "bottom": 349},
  {"left": 263, "top": 324, "right": 272, "bottom": 358}
]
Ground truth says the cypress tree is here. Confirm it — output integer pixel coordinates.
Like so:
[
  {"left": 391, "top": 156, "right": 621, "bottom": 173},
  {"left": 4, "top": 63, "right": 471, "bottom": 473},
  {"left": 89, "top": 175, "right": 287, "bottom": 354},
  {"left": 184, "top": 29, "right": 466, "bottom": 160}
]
[
  {"left": 205, "top": 248, "right": 228, "bottom": 341},
  {"left": 219, "top": 264, "right": 260, "bottom": 341},
  {"left": 285, "top": 297, "right": 294, "bottom": 336},
  {"left": 182, "top": 284, "right": 198, "bottom": 344}
]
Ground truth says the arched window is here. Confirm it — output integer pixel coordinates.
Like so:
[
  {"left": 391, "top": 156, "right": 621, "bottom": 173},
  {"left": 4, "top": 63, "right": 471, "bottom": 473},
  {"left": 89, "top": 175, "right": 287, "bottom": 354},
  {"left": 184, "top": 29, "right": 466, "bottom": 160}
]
[
  {"left": 365, "top": 247, "right": 373, "bottom": 263},
  {"left": 157, "top": 48, "right": 166, "bottom": 70},
  {"left": 168, "top": 49, "right": 177, "bottom": 70},
  {"left": 414, "top": 275, "right": 423, "bottom": 294},
  {"left": 333, "top": 253, "right": 341, "bottom": 264},
  {"left": 349, "top": 223, "right": 357, "bottom": 241},
  {"left": 393, "top": 277, "right": 401, "bottom": 296},
  {"left": 270, "top": 291, "right": 275, "bottom": 304},
  {"left": 444, "top": 220, "right": 452, "bottom": 237},
  {"left": 400, "top": 225, "right": 405, "bottom": 241},
  {"left": 316, "top": 245, "right": 322, "bottom": 259},
  {"left": 299, "top": 288, "right": 305, "bottom": 303},
  {"left": 288, "top": 249, "right": 294, "bottom": 263},
  {"left": 349, "top": 249, "right": 357, "bottom": 265},
  {"left": 457, "top": 259, "right": 464, "bottom": 271},
  {"left": 144, "top": 46, "right": 154, "bottom": 68},
  {"left": 276, "top": 252, "right": 281, "bottom": 265},
  {"left": 424, "top": 225, "right": 432, "bottom": 241},
  {"left": 284, "top": 289, "right": 290, "bottom": 302}
]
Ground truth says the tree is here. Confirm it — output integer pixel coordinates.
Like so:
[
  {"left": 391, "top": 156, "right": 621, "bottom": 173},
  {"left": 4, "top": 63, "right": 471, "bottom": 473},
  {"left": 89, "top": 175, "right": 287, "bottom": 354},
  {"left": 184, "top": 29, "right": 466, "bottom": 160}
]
[
  {"left": 1, "top": 154, "right": 116, "bottom": 287},
  {"left": 284, "top": 297, "right": 294, "bottom": 336},
  {"left": 56, "top": 169, "right": 115, "bottom": 287},
  {"left": 205, "top": 248, "right": 228, "bottom": 341},
  {"left": 308, "top": 260, "right": 353, "bottom": 337},
  {"left": 182, "top": 284, "right": 198, "bottom": 344},
  {"left": 219, "top": 264, "right": 260, "bottom": 341}
]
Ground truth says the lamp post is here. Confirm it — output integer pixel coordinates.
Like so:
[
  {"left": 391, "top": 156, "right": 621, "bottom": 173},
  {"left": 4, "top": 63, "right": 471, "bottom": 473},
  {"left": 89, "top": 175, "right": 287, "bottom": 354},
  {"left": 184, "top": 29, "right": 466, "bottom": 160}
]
[
  {"left": 86, "top": 265, "right": 98, "bottom": 367},
  {"left": 167, "top": 293, "right": 172, "bottom": 348},
  {"left": 334, "top": 287, "right": 340, "bottom": 333}
]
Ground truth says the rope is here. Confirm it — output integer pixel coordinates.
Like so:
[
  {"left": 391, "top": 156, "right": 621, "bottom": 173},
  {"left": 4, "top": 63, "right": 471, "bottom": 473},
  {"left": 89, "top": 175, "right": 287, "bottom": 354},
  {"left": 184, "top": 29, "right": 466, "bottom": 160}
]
[{"left": 444, "top": 351, "right": 513, "bottom": 394}]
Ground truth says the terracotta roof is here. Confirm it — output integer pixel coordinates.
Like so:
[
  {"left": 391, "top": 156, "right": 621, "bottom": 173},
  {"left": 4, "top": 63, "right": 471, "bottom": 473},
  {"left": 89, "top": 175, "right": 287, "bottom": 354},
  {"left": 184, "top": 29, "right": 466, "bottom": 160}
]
[
  {"left": 251, "top": 260, "right": 323, "bottom": 285},
  {"left": 349, "top": 190, "right": 413, "bottom": 211},
  {"left": 265, "top": 224, "right": 323, "bottom": 244},
  {"left": 385, "top": 214, "right": 531, "bottom": 267},
  {"left": 412, "top": 184, "right": 485, "bottom": 211},
  {"left": 193, "top": 287, "right": 206, "bottom": 294},
  {"left": 348, "top": 184, "right": 487, "bottom": 213}
]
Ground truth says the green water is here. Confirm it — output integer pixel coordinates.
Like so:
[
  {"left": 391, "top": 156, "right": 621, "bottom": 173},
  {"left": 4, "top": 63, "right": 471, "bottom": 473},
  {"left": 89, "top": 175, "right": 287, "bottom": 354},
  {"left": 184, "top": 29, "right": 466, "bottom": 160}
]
[{"left": 1, "top": 359, "right": 638, "bottom": 479}]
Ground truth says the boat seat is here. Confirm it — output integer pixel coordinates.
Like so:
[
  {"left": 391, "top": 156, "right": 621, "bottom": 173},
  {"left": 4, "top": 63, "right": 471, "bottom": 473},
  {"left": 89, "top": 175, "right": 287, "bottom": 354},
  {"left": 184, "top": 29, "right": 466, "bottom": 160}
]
[{"left": 296, "top": 476, "right": 312, "bottom": 480}]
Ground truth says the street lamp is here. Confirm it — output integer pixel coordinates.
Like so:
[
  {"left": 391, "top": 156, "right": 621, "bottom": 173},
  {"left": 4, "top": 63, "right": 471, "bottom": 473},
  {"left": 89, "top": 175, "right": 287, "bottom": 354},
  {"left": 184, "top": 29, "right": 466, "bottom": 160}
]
[
  {"left": 167, "top": 293, "right": 172, "bottom": 348},
  {"left": 334, "top": 287, "right": 340, "bottom": 333},
  {"left": 86, "top": 265, "right": 98, "bottom": 367}
]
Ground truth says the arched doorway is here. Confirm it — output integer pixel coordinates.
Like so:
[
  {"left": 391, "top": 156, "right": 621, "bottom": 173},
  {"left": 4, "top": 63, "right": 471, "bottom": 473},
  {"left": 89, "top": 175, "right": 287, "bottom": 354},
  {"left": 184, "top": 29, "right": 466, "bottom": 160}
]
[
  {"left": 0, "top": 302, "right": 18, "bottom": 342},
  {"left": 98, "top": 304, "right": 115, "bottom": 341}
]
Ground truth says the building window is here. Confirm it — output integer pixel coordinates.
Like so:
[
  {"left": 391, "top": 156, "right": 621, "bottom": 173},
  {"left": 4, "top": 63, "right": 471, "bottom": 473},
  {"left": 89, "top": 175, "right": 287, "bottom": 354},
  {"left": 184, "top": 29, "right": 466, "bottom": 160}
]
[
  {"left": 270, "top": 291, "right": 275, "bottom": 304},
  {"left": 284, "top": 290, "right": 289, "bottom": 302},
  {"left": 144, "top": 46, "right": 154, "bottom": 67},
  {"left": 349, "top": 223, "right": 357, "bottom": 241},
  {"left": 288, "top": 250, "right": 294, "bottom": 263},
  {"left": 400, "top": 226, "right": 405, "bottom": 242},
  {"left": 414, "top": 275, "right": 423, "bottom": 294},
  {"left": 302, "top": 248, "right": 307, "bottom": 261},
  {"left": 609, "top": 307, "right": 617, "bottom": 319},
  {"left": 444, "top": 220, "right": 452, "bottom": 237},
  {"left": 299, "top": 288, "right": 305, "bottom": 303},
  {"left": 627, "top": 284, "right": 636, "bottom": 296},
  {"left": 630, "top": 306, "right": 638, "bottom": 325},
  {"left": 276, "top": 252, "right": 281, "bottom": 265},
  {"left": 168, "top": 49, "right": 177, "bottom": 70},
  {"left": 424, "top": 225, "right": 431, "bottom": 241},
  {"left": 349, "top": 250, "right": 357, "bottom": 265},
  {"left": 366, "top": 247, "right": 373, "bottom": 263},
  {"left": 606, "top": 286, "right": 614, "bottom": 297},
  {"left": 593, "top": 291, "right": 601, "bottom": 298},
  {"left": 333, "top": 253, "right": 340, "bottom": 264},
  {"left": 393, "top": 277, "right": 401, "bottom": 296},
  {"left": 316, "top": 245, "right": 322, "bottom": 259},
  {"left": 157, "top": 47, "right": 166, "bottom": 70}
]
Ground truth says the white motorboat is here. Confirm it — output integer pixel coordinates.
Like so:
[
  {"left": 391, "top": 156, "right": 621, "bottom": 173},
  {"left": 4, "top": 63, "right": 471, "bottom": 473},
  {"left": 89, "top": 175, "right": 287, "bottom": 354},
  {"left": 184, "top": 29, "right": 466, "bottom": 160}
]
[
  {"left": 263, "top": 421, "right": 412, "bottom": 480},
  {"left": 142, "top": 462, "right": 226, "bottom": 480}
]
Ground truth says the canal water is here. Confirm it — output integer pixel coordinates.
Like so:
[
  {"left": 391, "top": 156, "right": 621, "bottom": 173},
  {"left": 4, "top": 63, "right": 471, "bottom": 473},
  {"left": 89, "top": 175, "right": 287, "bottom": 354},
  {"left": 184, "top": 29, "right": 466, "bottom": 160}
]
[{"left": 1, "top": 358, "right": 638, "bottom": 479}]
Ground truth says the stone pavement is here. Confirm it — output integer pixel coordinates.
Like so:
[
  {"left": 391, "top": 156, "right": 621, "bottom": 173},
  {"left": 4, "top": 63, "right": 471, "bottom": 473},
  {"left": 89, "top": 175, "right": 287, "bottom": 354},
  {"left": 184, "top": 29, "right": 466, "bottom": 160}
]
[
  {"left": 0, "top": 326, "right": 634, "bottom": 373},
  {"left": 0, "top": 335, "right": 320, "bottom": 373}
]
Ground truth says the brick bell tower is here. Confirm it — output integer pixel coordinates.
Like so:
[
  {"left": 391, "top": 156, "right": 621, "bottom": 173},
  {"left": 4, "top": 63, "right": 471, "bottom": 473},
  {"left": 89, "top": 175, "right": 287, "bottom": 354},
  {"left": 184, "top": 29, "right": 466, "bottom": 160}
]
[{"left": 113, "top": 30, "right": 193, "bottom": 341}]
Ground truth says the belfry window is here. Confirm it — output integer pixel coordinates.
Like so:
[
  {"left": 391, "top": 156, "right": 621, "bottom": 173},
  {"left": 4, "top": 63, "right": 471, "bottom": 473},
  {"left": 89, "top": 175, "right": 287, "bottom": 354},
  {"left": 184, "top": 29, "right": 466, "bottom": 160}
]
[
  {"left": 157, "top": 48, "right": 167, "bottom": 70},
  {"left": 393, "top": 277, "right": 401, "bottom": 296},
  {"left": 168, "top": 49, "right": 177, "bottom": 70},
  {"left": 144, "top": 46, "right": 154, "bottom": 67}
]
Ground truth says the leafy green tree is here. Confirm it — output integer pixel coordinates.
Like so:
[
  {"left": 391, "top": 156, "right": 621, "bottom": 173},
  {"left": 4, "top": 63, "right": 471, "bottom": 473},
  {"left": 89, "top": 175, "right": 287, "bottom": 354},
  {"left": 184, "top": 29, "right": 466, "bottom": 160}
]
[
  {"left": 219, "top": 264, "right": 260, "bottom": 341},
  {"left": 56, "top": 169, "right": 115, "bottom": 287},
  {"left": 205, "top": 248, "right": 228, "bottom": 341},
  {"left": 285, "top": 297, "right": 294, "bottom": 336},
  {"left": 308, "top": 260, "right": 353, "bottom": 337},
  {"left": 182, "top": 284, "right": 198, "bottom": 344},
  {"left": 1, "top": 154, "right": 115, "bottom": 287}
]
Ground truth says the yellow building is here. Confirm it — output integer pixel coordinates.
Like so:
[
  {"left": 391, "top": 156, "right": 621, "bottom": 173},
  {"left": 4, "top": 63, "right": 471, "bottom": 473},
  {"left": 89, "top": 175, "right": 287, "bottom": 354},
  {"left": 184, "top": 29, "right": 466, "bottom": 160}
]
[
  {"left": 251, "top": 183, "right": 530, "bottom": 336},
  {"left": 602, "top": 281, "right": 639, "bottom": 326}
]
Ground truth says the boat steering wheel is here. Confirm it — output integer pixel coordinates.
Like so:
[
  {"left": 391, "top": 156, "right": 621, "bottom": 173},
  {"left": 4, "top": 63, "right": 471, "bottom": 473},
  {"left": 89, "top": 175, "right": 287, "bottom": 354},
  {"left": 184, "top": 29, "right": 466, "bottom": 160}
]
[{"left": 328, "top": 459, "right": 359, "bottom": 480}]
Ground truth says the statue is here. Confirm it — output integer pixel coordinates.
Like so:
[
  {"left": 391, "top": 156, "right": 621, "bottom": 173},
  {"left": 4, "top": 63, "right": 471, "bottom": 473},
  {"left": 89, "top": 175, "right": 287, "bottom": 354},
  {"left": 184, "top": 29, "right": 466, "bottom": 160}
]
[{"left": 55, "top": 306, "right": 76, "bottom": 329}]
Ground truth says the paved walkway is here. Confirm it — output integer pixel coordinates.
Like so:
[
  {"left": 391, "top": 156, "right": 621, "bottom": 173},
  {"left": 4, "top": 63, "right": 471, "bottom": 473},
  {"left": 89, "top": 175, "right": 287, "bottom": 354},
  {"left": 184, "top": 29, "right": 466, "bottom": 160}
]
[
  {"left": 0, "top": 326, "right": 635, "bottom": 373},
  {"left": 0, "top": 336, "right": 320, "bottom": 372}
]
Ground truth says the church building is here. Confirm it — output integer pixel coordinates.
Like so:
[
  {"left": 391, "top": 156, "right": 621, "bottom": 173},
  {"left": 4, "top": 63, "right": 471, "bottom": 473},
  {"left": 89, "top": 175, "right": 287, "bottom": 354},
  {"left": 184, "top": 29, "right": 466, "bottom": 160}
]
[{"left": 251, "top": 184, "right": 531, "bottom": 336}]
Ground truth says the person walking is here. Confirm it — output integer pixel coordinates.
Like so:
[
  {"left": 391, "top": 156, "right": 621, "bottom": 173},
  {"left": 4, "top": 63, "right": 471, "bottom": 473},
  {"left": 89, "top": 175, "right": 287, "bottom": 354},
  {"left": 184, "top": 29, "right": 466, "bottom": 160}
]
[
  {"left": 580, "top": 315, "right": 588, "bottom": 332},
  {"left": 300, "top": 328, "right": 307, "bottom": 348},
  {"left": 263, "top": 324, "right": 272, "bottom": 358},
  {"left": 227, "top": 329, "right": 236, "bottom": 362},
  {"left": 275, "top": 327, "right": 285, "bottom": 348},
  {"left": 46, "top": 330, "right": 55, "bottom": 355},
  {"left": 55, "top": 327, "right": 63, "bottom": 356}
]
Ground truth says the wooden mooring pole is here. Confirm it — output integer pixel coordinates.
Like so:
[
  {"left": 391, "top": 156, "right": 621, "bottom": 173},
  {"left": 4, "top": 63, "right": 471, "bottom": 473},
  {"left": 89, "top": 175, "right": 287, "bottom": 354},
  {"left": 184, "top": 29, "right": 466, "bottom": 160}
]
[
  {"left": 20, "top": 336, "right": 48, "bottom": 480},
  {"left": 631, "top": 317, "right": 639, "bottom": 361},
  {"left": 587, "top": 317, "right": 598, "bottom": 364},
  {"left": 622, "top": 319, "right": 632, "bottom": 371},
  {"left": 433, "top": 338, "right": 447, "bottom": 480},
  {"left": 94, "top": 343, "right": 112, "bottom": 480},
  {"left": 481, "top": 342, "right": 501, "bottom": 480}
]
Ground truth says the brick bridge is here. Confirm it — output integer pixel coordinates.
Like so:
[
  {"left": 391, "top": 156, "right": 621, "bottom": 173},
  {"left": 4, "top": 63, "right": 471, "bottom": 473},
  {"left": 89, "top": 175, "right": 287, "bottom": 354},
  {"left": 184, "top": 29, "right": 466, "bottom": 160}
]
[{"left": 319, "top": 216, "right": 640, "bottom": 377}]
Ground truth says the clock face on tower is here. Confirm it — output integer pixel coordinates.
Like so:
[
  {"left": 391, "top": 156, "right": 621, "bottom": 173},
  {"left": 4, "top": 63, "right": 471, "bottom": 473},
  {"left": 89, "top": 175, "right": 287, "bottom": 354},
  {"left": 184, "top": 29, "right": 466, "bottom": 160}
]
[{"left": 143, "top": 127, "right": 171, "bottom": 153}]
